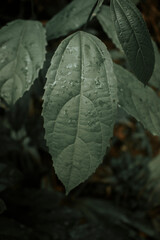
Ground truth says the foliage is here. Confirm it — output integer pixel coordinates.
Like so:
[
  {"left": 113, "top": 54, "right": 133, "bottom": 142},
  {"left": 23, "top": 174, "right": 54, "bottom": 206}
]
[
  {"left": 42, "top": 31, "right": 117, "bottom": 194},
  {"left": 110, "top": 0, "right": 155, "bottom": 85},
  {"left": 0, "top": 20, "right": 46, "bottom": 105},
  {"left": 0, "top": 0, "right": 160, "bottom": 238}
]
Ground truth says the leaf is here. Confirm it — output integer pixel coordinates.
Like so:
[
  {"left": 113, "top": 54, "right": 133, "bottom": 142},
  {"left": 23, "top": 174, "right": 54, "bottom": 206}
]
[
  {"left": 42, "top": 31, "right": 117, "bottom": 194},
  {"left": 114, "top": 63, "right": 160, "bottom": 136},
  {"left": 149, "top": 41, "right": 160, "bottom": 89},
  {"left": 110, "top": 0, "right": 155, "bottom": 85},
  {"left": 0, "top": 20, "right": 46, "bottom": 105},
  {"left": 97, "top": 5, "right": 123, "bottom": 50},
  {"left": 46, "top": 0, "right": 98, "bottom": 41}
]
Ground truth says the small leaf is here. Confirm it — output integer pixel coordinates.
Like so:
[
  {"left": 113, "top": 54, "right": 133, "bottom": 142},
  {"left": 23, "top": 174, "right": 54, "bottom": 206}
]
[
  {"left": 114, "top": 63, "right": 160, "bottom": 136},
  {"left": 149, "top": 41, "right": 160, "bottom": 89},
  {"left": 0, "top": 20, "right": 46, "bottom": 105},
  {"left": 97, "top": 5, "right": 123, "bottom": 50},
  {"left": 42, "top": 31, "right": 117, "bottom": 194},
  {"left": 46, "top": 0, "right": 98, "bottom": 41},
  {"left": 110, "top": 0, "right": 155, "bottom": 85}
]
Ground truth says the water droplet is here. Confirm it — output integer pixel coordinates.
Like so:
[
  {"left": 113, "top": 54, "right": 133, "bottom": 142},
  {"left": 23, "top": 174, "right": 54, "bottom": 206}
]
[
  {"left": 95, "top": 77, "right": 102, "bottom": 88},
  {"left": 66, "top": 46, "right": 79, "bottom": 54},
  {"left": 69, "top": 82, "right": 74, "bottom": 86},
  {"left": 68, "top": 119, "right": 76, "bottom": 126},
  {"left": 64, "top": 110, "right": 68, "bottom": 116},
  {"left": 2, "top": 45, "right": 6, "bottom": 50},
  {"left": 81, "top": 76, "right": 85, "bottom": 81},
  {"left": 67, "top": 71, "right": 71, "bottom": 76},
  {"left": 73, "top": 63, "right": 78, "bottom": 68},
  {"left": 66, "top": 63, "right": 73, "bottom": 69},
  {"left": 49, "top": 81, "right": 56, "bottom": 88},
  {"left": 25, "top": 55, "right": 30, "bottom": 64}
]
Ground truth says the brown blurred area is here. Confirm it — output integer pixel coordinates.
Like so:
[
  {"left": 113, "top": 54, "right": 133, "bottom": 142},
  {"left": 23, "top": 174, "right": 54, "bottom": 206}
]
[{"left": 140, "top": 0, "right": 160, "bottom": 47}]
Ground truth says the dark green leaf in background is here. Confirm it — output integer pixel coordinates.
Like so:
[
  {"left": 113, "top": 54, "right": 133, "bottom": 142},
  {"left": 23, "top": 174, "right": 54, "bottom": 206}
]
[
  {"left": 97, "top": 5, "right": 123, "bottom": 50},
  {"left": 42, "top": 31, "right": 117, "bottom": 194},
  {"left": 110, "top": 0, "right": 155, "bottom": 85},
  {"left": 0, "top": 20, "right": 46, "bottom": 105},
  {"left": 114, "top": 63, "right": 160, "bottom": 136},
  {"left": 46, "top": 0, "right": 101, "bottom": 41}
]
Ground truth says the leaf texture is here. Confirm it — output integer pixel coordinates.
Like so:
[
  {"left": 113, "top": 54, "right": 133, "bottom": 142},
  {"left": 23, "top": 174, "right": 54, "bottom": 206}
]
[
  {"left": 42, "top": 31, "right": 117, "bottom": 194},
  {"left": 0, "top": 20, "right": 46, "bottom": 105},
  {"left": 46, "top": 0, "right": 98, "bottom": 41},
  {"left": 110, "top": 0, "right": 155, "bottom": 85},
  {"left": 114, "top": 63, "right": 160, "bottom": 136}
]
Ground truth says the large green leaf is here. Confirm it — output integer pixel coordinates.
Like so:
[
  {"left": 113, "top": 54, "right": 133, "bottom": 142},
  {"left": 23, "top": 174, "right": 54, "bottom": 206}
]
[
  {"left": 46, "top": 0, "right": 99, "bottom": 41},
  {"left": 114, "top": 63, "right": 160, "bottom": 136},
  {"left": 0, "top": 20, "right": 46, "bottom": 105},
  {"left": 97, "top": 5, "right": 123, "bottom": 51},
  {"left": 110, "top": 0, "right": 155, "bottom": 85},
  {"left": 42, "top": 31, "right": 117, "bottom": 194}
]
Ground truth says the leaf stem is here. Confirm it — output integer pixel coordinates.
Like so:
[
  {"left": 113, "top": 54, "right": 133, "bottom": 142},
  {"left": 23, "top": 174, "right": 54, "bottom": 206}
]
[{"left": 83, "top": 0, "right": 101, "bottom": 30}]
